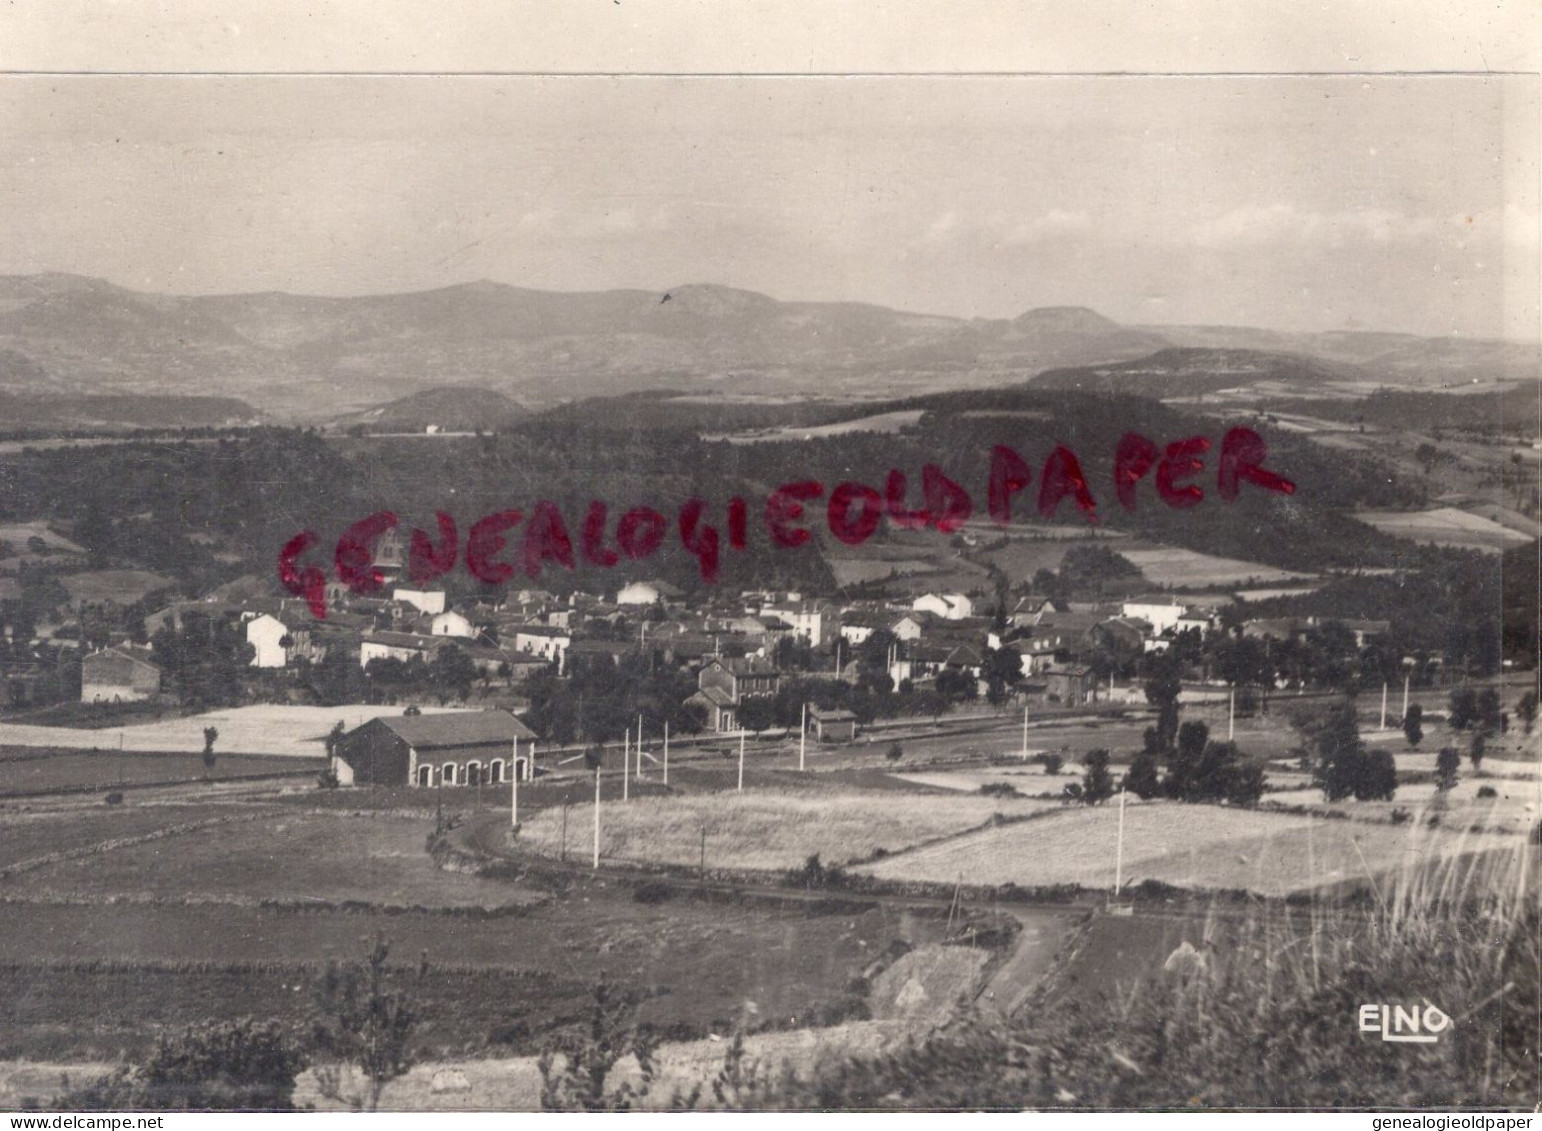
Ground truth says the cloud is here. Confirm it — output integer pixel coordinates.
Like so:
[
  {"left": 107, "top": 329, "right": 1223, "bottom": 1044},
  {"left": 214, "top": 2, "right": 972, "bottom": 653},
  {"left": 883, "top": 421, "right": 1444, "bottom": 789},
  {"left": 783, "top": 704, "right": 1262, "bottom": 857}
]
[
  {"left": 1189, "top": 203, "right": 1439, "bottom": 249},
  {"left": 1001, "top": 208, "right": 1093, "bottom": 245},
  {"left": 919, "top": 207, "right": 1093, "bottom": 248}
]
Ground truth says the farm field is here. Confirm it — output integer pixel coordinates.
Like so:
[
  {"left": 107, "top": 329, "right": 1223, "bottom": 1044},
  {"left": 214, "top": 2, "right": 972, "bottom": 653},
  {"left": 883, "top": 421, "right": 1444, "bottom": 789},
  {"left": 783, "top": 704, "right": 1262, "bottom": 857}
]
[
  {"left": 1266, "top": 772, "right": 1539, "bottom": 834},
  {"left": 712, "top": 409, "right": 924, "bottom": 444},
  {"left": 0, "top": 893, "right": 951, "bottom": 1063},
  {"left": 0, "top": 750, "right": 320, "bottom": 795},
  {"left": 514, "top": 787, "right": 1048, "bottom": 870},
  {"left": 9, "top": 812, "right": 537, "bottom": 910},
  {"left": 59, "top": 569, "right": 176, "bottom": 605},
  {"left": 857, "top": 802, "right": 1521, "bottom": 895},
  {"left": 0, "top": 801, "right": 260, "bottom": 870},
  {"left": 1118, "top": 545, "right": 1317, "bottom": 588},
  {"left": 1356, "top": 507, "right": 1532, "bottom": 553},
  {"left": 0, "top": 703, "right": 474, "bottom": 756},
  {"left": 0, "top": 522, "right": 84, "bottom": 554}
]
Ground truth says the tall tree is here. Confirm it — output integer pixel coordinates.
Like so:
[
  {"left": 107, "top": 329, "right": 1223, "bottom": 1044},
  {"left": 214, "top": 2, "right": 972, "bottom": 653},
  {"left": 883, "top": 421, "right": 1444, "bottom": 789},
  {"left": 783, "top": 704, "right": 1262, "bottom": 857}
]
[
  {"left": 1435, "top": 746, "right": 1461, "bottom": 791},
  {"left": 1080, "top": 749, "right": 1115, "bottom": 806}
]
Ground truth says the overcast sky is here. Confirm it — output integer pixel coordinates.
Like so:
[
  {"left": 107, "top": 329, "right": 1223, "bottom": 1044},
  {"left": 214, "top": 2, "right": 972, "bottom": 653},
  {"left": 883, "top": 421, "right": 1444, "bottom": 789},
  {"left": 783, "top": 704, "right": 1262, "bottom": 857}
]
[{"left": 1, "top": 74, "right": 1535, "bottom": 339}]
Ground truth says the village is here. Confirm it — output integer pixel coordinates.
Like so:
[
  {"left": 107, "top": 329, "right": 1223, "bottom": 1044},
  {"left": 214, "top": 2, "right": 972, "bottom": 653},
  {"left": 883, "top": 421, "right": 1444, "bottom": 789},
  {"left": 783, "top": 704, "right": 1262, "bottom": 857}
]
[{"left": 45, "top": 514, "right": 1407, "bottom": 783}]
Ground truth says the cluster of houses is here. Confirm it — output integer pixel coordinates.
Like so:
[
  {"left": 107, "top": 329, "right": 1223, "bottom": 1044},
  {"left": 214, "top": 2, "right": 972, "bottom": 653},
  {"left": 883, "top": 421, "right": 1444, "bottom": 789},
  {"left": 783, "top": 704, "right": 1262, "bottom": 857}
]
[{"left": 55, "top": 540, "right": 1388, "bottom": 756}]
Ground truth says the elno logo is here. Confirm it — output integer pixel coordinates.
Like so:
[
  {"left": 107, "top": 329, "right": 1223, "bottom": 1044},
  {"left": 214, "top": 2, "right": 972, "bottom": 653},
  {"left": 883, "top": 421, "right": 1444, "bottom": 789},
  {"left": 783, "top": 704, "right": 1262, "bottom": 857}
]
[{"left": 1358, "top": 1003, "right": 1451, "bottom": 1044}]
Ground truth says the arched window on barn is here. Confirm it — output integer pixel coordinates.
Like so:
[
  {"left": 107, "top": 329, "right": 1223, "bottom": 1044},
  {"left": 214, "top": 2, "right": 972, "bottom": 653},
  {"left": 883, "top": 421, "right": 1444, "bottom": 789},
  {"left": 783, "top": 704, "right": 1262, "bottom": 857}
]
[
  {"left": 417, "top": 764, "right": 433, "bottom": 787},
  {"left": 442, "top": 763, "right": 457, "bottom": 786},
  {"left": 489, "top": 759, "right": 505, "bottom": 783},
  {"left": 466, "top": 761, "right": 481, "bottom": 785}
]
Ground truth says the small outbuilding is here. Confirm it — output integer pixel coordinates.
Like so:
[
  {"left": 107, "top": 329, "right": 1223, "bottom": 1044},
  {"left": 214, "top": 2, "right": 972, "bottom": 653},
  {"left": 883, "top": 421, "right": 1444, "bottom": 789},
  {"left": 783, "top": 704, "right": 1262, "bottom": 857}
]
[{"left": 809, "top": 706, "right": 857, "bottom": 743}]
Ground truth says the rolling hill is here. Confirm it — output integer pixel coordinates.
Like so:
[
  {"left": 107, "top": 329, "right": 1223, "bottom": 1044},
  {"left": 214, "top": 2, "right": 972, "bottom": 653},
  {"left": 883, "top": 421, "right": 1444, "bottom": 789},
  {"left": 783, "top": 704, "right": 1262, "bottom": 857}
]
[
  {"left": 0, "top": 273, "right": 1532, "bottom": 419},
  {"left": 1030, "top": 347, "right": 1360, "bottom": 399},
  {"left": 330, "top": 386, "right": 529, "bottom": 433}
]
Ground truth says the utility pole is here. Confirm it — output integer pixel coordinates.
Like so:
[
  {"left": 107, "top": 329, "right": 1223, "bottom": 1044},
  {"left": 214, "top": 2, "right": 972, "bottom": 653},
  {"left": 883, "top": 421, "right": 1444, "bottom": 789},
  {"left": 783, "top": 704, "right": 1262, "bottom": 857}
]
[
  {"left": 1114, "top": 785, "right": 1127, "bottom": 898},
  {"left": 1227, "top": 686, "right": 1235, "bottom": 742},
  {"left": 1402, "top": 673, "right": 1410, "bottom": 722},
  {"left": 509, "top": 737, "right": 519, "bottom": 829},
  {"left": 636, "top": 713, "right": 644, "bottom": 779},
  {"left": 592, "top": 766, "right": 601, "bottom": 870},
  {"left": 623, "top": 726, "right": 630, "bottom": 801},
  {"left": 663, "top": 720, "right": 670, "bottom": 785},
  {"left": 1022, "top": 706, "right": 1029, "bottom": 758},
  {"left": 738, "top": 731, "right": 745, "bottom": 792},
  {"left": 799, "top": 702, "right": 807, "bottom": 771},
  {"left": 1380, "top": 682, "right": 1388, "bottom": 731}
]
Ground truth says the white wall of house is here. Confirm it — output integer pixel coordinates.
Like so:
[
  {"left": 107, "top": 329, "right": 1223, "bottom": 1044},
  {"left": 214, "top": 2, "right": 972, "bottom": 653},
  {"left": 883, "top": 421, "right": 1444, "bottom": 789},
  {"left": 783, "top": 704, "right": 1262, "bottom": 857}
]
[
  {"left": 431, "top": 611, "right": 476, "bottom": 638},
  {"left": 393, "top": 589, "right": 447, "bottom": 615},
  {"left": 1123, "top": 602, "right": 1186, "bottom": 635},
  {"left": 360, "top": 640, "right": 427, "bottom": 668},
  {"left": 514, "top": 631, "right": 569, "bottom": 663},
  {"left": 913, "top": 593, "right": 973, "bottom": 620},
  {"left": 81, "top": 682, "right": 153, "bottom": 703},
  {"left": 616, "top": 581, "right": 661, "bottom": 606},
  {"left": 246, "top": 614, "right": 289, "bottom": 668},
  {"left": 762, "top": 606, "right": 825, "bottom": 647}
]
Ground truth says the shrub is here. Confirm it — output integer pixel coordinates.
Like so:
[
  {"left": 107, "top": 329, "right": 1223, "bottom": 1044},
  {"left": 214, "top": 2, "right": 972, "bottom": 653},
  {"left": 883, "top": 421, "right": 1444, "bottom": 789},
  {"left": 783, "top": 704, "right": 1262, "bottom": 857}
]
[
  {"left": 631, "top": 881, "right": 675, "bottom": 904},
  {"left": 1039, "top": 753, "right": 1063, "bottom": 776},
  {"left": 104, "top": 792, "right": 124, "bottom": 806},
  {"left": 52, "top": 1020, "right": 306, "bottom": 1111},
  {"left": 979, "top": 782, "right": 1019, "bottom": 798},
  {"left": 1476, "top": 785, "right": 1498, "bottom": 799},
  {"left": 1390, "top": 807, "right": 1412, "bottom": 825}
]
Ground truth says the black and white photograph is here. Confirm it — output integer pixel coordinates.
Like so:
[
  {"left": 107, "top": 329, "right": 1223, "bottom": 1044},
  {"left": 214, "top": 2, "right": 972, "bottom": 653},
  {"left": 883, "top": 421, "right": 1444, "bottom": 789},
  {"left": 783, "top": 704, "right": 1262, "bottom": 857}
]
[{"left": 0, "top": 8, "right": 1537, "bottom": 1114}]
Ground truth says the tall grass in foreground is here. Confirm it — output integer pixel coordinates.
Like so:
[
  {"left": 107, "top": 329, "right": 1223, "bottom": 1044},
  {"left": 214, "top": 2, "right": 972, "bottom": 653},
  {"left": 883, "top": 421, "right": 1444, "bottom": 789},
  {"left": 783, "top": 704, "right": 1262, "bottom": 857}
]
[{"left": 702, "top": 836, "right": 1540, "bottom": 1110}]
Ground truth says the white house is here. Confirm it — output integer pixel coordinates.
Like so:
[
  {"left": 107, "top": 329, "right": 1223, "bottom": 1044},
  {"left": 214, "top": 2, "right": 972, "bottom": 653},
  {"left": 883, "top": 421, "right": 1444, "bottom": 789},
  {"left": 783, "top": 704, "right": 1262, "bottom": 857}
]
[
  {"left": 514, "top": 626, "right": 571, "bottom": 664},
  {"left": 912, "top": 593, "right": 974, "bottom": 621},
  {"left": 760, "top": 602, "right": 827, "bottom": 647},
  {"left": 890, "top": 614, "right": 927, "bottom": 641},
  {"left": 431, "top": 610, "right": 476, "bottom": 639},
  {"left": 1122, "top": 601, "right": 1186, "bottom": 636},
  {"left": 245, "top": 613, "right": 291, "bottom": 668},
  {"left": 392, "top": 588, "right": 447, "bottom": 616},
  {"left": 616, "top": 579, "right": 683, "bottom": 607}
]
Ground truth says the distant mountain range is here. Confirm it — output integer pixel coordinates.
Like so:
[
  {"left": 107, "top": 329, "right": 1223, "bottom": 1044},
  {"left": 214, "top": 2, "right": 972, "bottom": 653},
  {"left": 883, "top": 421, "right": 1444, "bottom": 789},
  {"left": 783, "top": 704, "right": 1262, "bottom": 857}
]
[{"left": 0, "top": 272, "right": 1533, "bottom": 421}]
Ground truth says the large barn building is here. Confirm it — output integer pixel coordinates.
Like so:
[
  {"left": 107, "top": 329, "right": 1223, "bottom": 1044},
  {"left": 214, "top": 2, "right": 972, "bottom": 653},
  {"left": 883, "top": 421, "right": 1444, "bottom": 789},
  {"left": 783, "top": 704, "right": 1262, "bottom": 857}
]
[{"left": 334, "top": 710, "right": 537, "bottom": 788}]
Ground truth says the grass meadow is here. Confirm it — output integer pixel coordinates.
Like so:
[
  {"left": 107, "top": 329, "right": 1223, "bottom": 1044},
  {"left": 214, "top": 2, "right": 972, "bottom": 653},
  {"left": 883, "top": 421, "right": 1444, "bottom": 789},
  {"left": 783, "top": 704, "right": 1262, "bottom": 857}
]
[
  {"left": 513, "top": 787, "right": 1051, "bottom": 870},
  {"left": 858, "top": 800, "right": 1523, "bottom": 895}
]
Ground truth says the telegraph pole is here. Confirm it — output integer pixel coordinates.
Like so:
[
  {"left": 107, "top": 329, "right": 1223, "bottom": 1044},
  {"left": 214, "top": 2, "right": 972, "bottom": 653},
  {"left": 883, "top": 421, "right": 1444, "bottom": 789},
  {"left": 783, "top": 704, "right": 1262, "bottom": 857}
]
[
  {"left": 738, "top": 731, "right": 745, "bottom": 792},
  {"left": 1227, "top": 686, "right": 1235, "bottom": 742},
  {"left": 1022, "top": 706, "right": 1029, "bottom": 758},
  {"left": 1380, "top": 682, "right": 1389, "bottom": 731},
  {"left": 592, "top": 766, "right": 602, "bottom": 869},
  {"left": 623, "top": 726, "right": 630, "bottom": 801},
  {"left": 510, "top": 737, "right": 519, "bottom": 829},
  {"left": 1402, "top": 673, "right": 1410, "bottom": 722},
  {"left": 662, "top": 720, "right": 670, "bottom": 786},
  {"left": 1114, "top": 785, "right": 1127, "bottom": 898},
  {"left": 636, "top": 713, "right": 644, "bottom": 779},
  {"left": 799, "top": 702, "right": 807, "bottom": 771}
]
